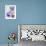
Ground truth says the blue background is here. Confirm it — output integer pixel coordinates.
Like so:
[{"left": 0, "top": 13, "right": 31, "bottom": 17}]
[{"left": 0, "top": 0, "right": 46, "bottom": 44}]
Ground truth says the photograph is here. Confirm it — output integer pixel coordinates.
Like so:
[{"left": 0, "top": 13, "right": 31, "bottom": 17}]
[
  {"left": 5, "top": 5, "right": 16, "bottom": 19},
  {"left": 18, "top": 24, "right": 46, "bottom": 46}
]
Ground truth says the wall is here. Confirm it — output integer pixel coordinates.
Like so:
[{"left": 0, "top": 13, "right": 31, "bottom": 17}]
[
  {"left": 0, "top": 0, "right": 18, "bottom": 44},
  {"left": 0, "top": 0, "right": 46, "bottom": 44},
  {"left": 17, "top": 0, "right": 46, "bottom": 24}
]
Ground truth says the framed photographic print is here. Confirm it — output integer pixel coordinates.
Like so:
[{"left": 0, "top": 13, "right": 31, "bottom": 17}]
[
  {"left": 5, "top": 5, "right": 16, "bottom": 19},
  {"left": 18, "top": 24, "right": 46, "bottom": 42}
]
